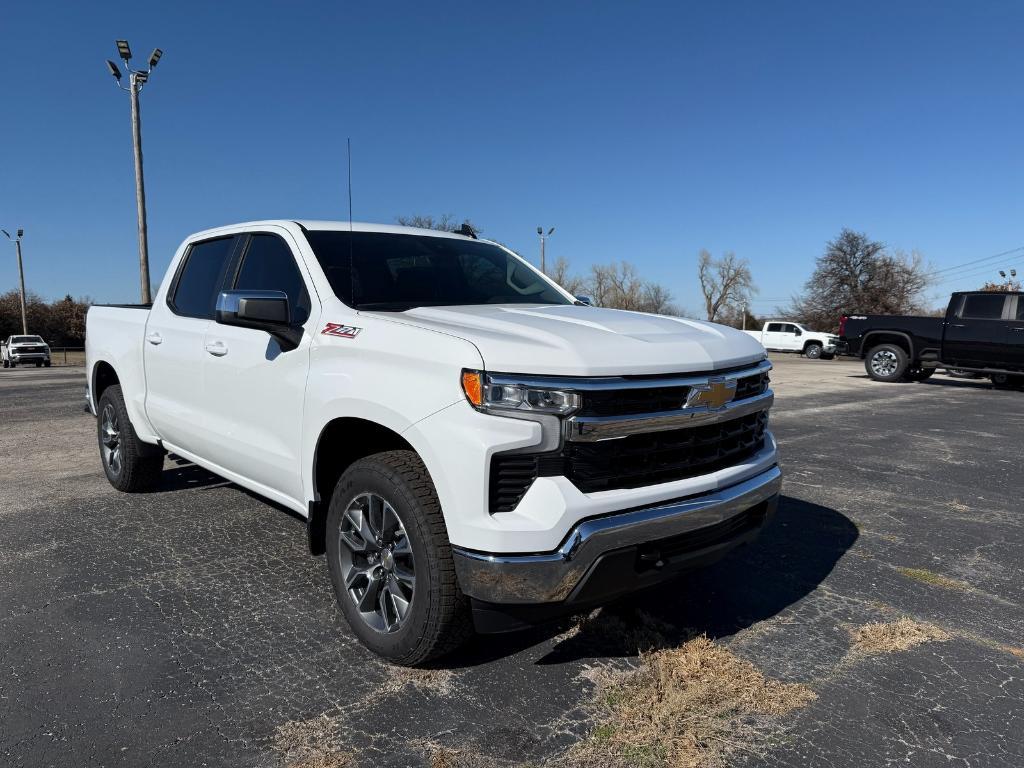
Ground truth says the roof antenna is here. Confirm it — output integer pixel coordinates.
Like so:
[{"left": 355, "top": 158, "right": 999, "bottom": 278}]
[{"left": 347, "top": 137, "right": 355, "bottom": 306}]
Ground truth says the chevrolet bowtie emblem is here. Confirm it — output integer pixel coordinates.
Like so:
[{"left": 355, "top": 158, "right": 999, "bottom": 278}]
[{"left": 685, "top": 378, "right": 737, "bottom": 410}]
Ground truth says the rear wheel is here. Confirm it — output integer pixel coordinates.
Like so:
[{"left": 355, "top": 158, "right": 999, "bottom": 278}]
[
  {"left": 35, "top": 361, "right": 42, "bottom": 368},
  {"left": 991, "top": 373, "right": 1024, "bottom": 390},
  {"left": 865, "top": 343, "right": 909, "bottom": 382},
  {"left": 804, "top": 343, "right": 823, "bottom": 359},
  {"left": 97, "top": 385, "right": 164, "bottom": 492},
  {"left": 325, "top": 450, "right": 473, "bottom": 666},
  {"left": 821, "top": 352, "right": 835, "bottom": 360}
]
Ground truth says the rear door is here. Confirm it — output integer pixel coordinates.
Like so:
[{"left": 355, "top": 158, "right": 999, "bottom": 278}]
[
  {"left": 144, "top": 235, "right": 241, "bottom": 455},
  {"left": 942, "top": 293, "right": 1011, "bottom": 368},
  {"left": 199, "top": 230, "right": 318, "bottom": 504},
  {"left": 762, "top": 323, "right": 786, "bottom": 350}
]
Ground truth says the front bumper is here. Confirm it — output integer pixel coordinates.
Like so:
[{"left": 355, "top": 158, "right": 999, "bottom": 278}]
[
  {"left": 452, "top": 464, "right": 781, "bottom": 620},
  {"left": 9, "top": 352, "right": 49, "bottom": 362}
]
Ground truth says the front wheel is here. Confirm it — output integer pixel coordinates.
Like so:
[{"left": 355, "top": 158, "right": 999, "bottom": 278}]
[
  {"left": 804, "top": 343, "right": 823, "bottom": 359},
  {"left": 325, "top": 450, "right": 473, "bottom": 666},
  {"left": 865, "top": 343, "right": 909, "bottom": 382},
  {"left": 97, "top": 385, "right": 164, "bottom": 492}
]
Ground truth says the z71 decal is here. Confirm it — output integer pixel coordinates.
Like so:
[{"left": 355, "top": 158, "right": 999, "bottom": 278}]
[{"left": 321, "top": 323, "right": 363, "bottom": 339}]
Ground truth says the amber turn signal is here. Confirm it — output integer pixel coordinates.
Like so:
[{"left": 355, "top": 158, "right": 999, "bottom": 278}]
[{"left": 461, "top": 370, "right": 483, "bottom": 407}]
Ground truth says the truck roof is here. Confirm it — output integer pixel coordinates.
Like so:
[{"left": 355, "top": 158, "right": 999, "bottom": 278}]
[{"left": 186, "top": 220, "right": 481, "bottom": 243}]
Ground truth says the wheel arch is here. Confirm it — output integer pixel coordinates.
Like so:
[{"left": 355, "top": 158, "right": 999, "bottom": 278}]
[
  {"left": 802, "top": 339, "right": 824, "bottom": 353},
  {"left": 307, "top": 417, "right": 423, "bottom": 556},
  {"left": 92, "top": 359, "right": 121, "bottom": 408},
  {"left": 862, "top": 331, "right": 915, "bottom": 361}
]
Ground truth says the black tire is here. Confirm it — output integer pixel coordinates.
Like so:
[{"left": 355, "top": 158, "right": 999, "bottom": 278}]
[
  {"left": 991, "top": 373, "right": 1024, "bottom": 390},
  {"left": 325, "top": 450, "right": 473, "bottom": 666},
  {"left": 35, "top": 361, "right": 42, "bottom": 368},
  {"left": 97, "top": 384, "right": 164, "bottom": 492},
  {"left": 2, "top": 360, "right": 7, "bottom": 368},
  {"left": 804, "top": 343, "right": 823, "bottom": 359},
  {"left": 865, "top": 343, "right": 909, "bottom": 382},
  {"left": 44, "top": 360, "right": 51, "bottom": 368},
  {"left": 905, "top": 367, "right": 935, "bottom": 382},
  {"left": 821, "top": 352, "right": 835, "bottom": 361}
]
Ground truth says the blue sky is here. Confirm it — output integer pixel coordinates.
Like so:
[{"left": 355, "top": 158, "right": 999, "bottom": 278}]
[{"left": 1, "top": 1, "right": 1022, "bottom": 315}]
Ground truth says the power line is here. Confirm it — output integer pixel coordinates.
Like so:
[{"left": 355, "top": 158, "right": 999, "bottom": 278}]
[{"left": 925, "top": 244, "right": 1024, "bottom": 277}]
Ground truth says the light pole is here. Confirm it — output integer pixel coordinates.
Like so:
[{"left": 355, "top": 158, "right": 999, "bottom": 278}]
[
  {"left": 106, "top": 40, "right": 163, "bottom": 304},
  {"left": 1, "top": 229, "right": 28, "bottom": 334},
  {"left": 536, "top": 226, "right": 554, "bottom": 274}
]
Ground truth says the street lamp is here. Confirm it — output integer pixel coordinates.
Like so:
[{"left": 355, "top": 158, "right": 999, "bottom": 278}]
[
  {"left": 105, "top": 39, "right": 163, "bottom": 304},
  {"left": 536, "top": 226, "right": 555, "bottom": 274},
  {"left": 1, "top": 229, "right": 28, "bottom": 334}
]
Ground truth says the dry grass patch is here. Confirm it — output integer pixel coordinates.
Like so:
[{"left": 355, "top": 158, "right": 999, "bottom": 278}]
[
  {"left": 851, "top": 618, "right": 950, "bottom": 656},
  {"left": 567, "top": 634, "right": 816, "bottom": 768},
  {"left": 381, "top": 665, "right": 456, "bottom": 695},
  {"left": 274, "top": 714, "right": 350, "bottom": 768},
  {"left": 896, "top": 567, "right": 973, "bottom": 592}
]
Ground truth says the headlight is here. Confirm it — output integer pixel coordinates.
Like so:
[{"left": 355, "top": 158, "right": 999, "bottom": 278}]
[{"left": 461, "top": 370, "right": 580, "bottom": 415}]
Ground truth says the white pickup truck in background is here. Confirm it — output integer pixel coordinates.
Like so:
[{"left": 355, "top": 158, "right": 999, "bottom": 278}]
[
  {"left": 85, "top": 220, "right": 781, "bottom": 665},
  {"left": 2, "top": 334, "right": 51, "bottom": 368},
  {"left": 744, "top": 321, "right": 838, "bottom": 360}
]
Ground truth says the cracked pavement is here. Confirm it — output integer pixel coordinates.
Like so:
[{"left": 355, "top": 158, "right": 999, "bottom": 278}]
[{"left": 1, "top": 357, "right": 1022, "bottom": 767}]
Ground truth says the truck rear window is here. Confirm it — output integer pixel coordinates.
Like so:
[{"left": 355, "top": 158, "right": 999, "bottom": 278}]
[{"left": 304, "top": 230, "right": 571, "bottom": 311}]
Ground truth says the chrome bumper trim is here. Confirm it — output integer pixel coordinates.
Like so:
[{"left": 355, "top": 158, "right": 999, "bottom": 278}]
[
  {"left": 565, "top": 388, "right": 773, "bottom": 442},
  {"left": 453, "top": 465, "right": 782, "bottom": 604}
]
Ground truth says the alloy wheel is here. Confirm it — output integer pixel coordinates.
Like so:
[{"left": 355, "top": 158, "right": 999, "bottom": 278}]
[
  {"left": 337, "top": 492, "right": 416, "bottom": 633},
  {"left": 100, "top": 404, "right": 122, "bottom": 476},
  {"left": 870, "top": 349, "right": 899, "bottom": 377}
]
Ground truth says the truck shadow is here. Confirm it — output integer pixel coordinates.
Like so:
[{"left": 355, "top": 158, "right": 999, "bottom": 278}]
[
  {"left": 450, "top": 495, "right": 858, "bottom": 667},
  {"left": 157, "top": 454, "right": 234, "bottom": 492}
]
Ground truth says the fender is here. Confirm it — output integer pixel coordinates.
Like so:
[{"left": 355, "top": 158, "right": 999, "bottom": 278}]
[{"left": 860, "top": 330, "right": 916, "bottom": 361}]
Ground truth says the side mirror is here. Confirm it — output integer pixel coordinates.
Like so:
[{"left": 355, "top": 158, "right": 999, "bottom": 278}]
[
  {"left": 793, "top": 328, "right": 802, "bottom": 336},
  {"left": 215, "top": 290, "right": 303, "bottom": 350},
  {"left": 575, "top": 295, "right": 593, "bottom": 306}
]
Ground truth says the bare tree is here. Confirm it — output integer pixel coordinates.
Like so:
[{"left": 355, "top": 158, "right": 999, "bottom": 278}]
[
  {"left": 548, "top": 257, "right": 587, "bottom": 296},
  {"left": 697, "top": 250, "right": 757, "bottom": 322},
  {"left": 556, "top": 260, "right": 679, "bottom": 315},
  {"left": 783, "top": 229, "right": 932, "bottom": 331},
  {"left": 395, "top": 214, "right": 482, "bottom": 234}
]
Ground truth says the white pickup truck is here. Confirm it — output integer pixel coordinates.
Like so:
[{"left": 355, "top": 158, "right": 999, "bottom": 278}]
[
  {"left": 744, "top": 321, "right": 838, "bottom": 360},
  {"left": 2, "top": 334, "right": 51, "bottom": 368},
  {"left": 86, "top": 220, "right": 780, "bottom": 665}
]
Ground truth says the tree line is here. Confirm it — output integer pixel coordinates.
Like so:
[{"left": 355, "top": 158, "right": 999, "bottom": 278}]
[
  {"left": 0, "top": 290, "right": 90, "bottom": 345},
  {"left": 2, "top": 220, "right": 978, "bottom": 343}
]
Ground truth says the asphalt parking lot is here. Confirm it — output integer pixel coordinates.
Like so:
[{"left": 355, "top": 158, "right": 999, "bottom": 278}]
[{"left": 2, "top": 356, "right": 1023, "bottom": 768}]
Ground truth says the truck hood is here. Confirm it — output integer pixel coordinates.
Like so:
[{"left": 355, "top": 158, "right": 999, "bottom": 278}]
[{"left": 373, "top": 304, "right": 767, "bottom": 376}]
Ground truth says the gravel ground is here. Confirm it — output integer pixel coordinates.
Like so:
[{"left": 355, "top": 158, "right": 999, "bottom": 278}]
[{"left": 1, "top": 356, "right": 1022, "bottom": 767}]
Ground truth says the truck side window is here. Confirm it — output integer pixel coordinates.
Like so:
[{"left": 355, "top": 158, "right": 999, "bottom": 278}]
[
  {"left": 233, "top": 234, "right": 311, "bottom": 325},
  {"left": 766, "top": 323, "right": 783, "bottom": 333},
  {"left": 960, "top": 294, "right": 1006, "bottom": 320},
  {"left": 171, "top": 236, "right": 237, "bottom": 319}
]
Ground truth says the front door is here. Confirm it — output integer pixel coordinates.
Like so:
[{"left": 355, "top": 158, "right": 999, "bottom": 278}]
[
  {"left": 199, "top": 230, "right": 318, "bottom": 504},
  {"left": 943, "top": 293, "right": 1011, "bottom": 368}
]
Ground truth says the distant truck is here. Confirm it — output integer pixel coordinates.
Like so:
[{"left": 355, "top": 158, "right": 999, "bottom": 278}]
[
  {"left": 743, "top": 321, "right": 838, "bottom": 360},
  {"left": 2, "top": 335, "right": 51, "bottom": 368},
  {"left": 837, "top": 291, "right": 1024, "bottom": 388}
]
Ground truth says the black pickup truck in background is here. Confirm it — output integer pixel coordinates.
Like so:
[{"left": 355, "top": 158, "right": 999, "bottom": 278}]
[{"left": 838, "top": 291, "right": 1024, "bottom": 388}]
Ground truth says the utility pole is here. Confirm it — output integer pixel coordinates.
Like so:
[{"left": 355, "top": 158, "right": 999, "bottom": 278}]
[
  {"left": 536, "top": 226, "right": 555, "bottom": 274},
  {"left": 106, "top": 40, "right": 163, "bottom": 304},
  {"left": 1, "top": 229, "right": 27, "bottom": 334}
]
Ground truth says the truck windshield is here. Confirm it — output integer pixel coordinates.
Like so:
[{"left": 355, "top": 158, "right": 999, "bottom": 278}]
[
  {"left": 304, "top": 230, "right": 572, "bottom": 311},
  {"left": 12, "top": 336, "right": 43, "bottom": 344}
]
